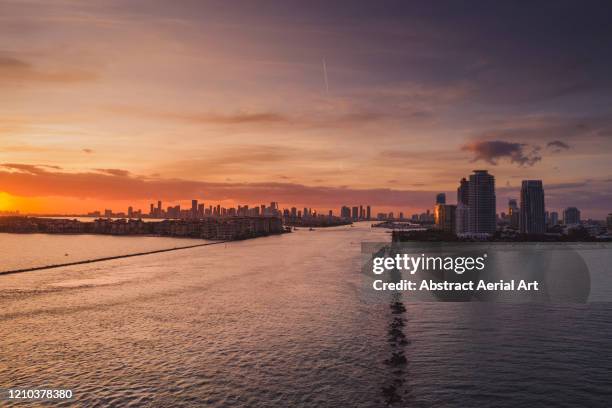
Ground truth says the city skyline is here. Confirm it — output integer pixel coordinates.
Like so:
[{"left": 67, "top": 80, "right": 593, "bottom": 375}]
[
  {"left": 1, "top": 1, "right": 611, "bottom": 217},
  {"left": 6, "top": 167, "right": 599, "bottom": 224}
]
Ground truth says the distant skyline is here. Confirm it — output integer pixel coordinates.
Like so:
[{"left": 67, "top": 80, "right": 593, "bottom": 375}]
[{"left": 1, "top": 1, "right": 611, "bottom": 217}]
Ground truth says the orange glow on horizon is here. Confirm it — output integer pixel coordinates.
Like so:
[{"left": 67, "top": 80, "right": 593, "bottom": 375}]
[{"left": 0, "top": 193, "right": 422, "bottom": 218}]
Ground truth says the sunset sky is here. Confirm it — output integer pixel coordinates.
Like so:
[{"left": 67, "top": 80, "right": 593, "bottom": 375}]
[{"left": 1, "top": 1, "right": 611, "bottom": 217}]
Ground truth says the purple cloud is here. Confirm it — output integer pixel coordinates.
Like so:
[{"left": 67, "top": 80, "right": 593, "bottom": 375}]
[{"left": 462, "top": 140, "right": 541, "bottom": 166}]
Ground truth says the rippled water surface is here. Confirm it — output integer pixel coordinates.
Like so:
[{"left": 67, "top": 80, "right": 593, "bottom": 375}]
[
  {"left": 1, "top": 224, "right": 611, "bottom": 407},
  {"left": 0, "top": 233, "right": 209, "bottom": 272}
]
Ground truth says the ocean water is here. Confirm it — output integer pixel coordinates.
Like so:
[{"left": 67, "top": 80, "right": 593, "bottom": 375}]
[
  {"left": 0, "top": 224, "right": 611, "bottom": 407},
  {"left": 0, "top": 233, "right": 208, "bottom": 272}
]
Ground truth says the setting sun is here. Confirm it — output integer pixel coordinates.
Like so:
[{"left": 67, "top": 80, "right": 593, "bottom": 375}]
[{"left": 0, "top": 192, "right": 15, "bottom": 211}]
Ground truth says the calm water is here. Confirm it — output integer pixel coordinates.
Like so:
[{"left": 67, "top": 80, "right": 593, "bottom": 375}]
[
  {"left": 1, "top": 224, "right": 611, "bottom": 407},
  {"left": 0, "top": 233, "right": 209, "bottom": 272}
]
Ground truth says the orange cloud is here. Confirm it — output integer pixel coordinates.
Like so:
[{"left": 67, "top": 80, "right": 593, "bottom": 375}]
[
  {"left": 9, "top": 163, "right": 611, "bottom": 217},
  {"left": 0, "top": 163, "right": 435, "bottom": 210}
]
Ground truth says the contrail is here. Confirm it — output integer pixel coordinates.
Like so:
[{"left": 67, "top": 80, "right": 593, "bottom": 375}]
[{"left": 322, "top": 58, "right": 329, "bottom": 94}]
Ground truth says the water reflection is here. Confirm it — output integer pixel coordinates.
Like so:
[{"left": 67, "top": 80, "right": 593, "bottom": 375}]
[{"left": 0, "top": 224, "right": 611, "bottom": 407}]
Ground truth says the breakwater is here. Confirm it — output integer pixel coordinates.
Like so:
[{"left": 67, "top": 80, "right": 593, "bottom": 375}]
[{"left": 0, "top": 241, "right": 226, "bottom": 276}]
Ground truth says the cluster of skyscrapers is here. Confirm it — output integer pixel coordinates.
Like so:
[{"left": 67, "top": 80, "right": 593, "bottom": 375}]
[
  {"left": 433, "top": 170, "right": 588, "bottom": 237},
  {"left": 149, "top": 200, "right": 281, "bottom": 219},
  {"left": 90, "top": 200, "right": 364, "bottom": 226},
  {"left": 90, "top": 201, "right": 283, "bottom": 220},
  {"left": 79, "top": 174, "right": 605, "bottom": 236},
  {"left": 434, "top": 170, "right": 497, "bottom": 237},
  {"left": 340, "top": 205, "right": 372, "bottom": 221}
]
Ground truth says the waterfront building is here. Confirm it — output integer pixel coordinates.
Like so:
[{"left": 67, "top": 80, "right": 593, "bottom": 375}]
[
  {"left": 508, "top": 198, "right": 519, "bottom": 229},
  {"left": 435, "top": 204, "right": 456, "bottom": 234},
  {"left": 352, "top": 206, "right": 359, "bottom": 221},
  {"left": 455, "top": 178, "right": 470, "bottom": 235},
  {"left": 563, "top": 207, "right": 581, "bottom": 225},
  {"left": 366, "top": 205, "right": 371, "bottom": 220},
  {"left": 434, "top": 204, "right": 442, "bottom": 226},
  {"left": 419, "top": 209, "right": 434, "bottom": 223},
  {"left": 549, "top": 211, "right": 559, "bottom": 226},
  {"left": 607, "top": 213, "right": 612, "bottom": 233},
  {"left": 340, "top": 206, "right": 350, "bottom": 219},
  {"left": 468, "top": 170, "right": 496, "bottom": 235},
  {"left": 457, "top": 178, "right": 469, "bottom": 206},
  {"left": 191, "top": 200, "right": 198, "bottom": 218},
  {"left": 520, "top": 180, "right": 546, "bottom": 234},
  {"left": 455, "top": 202, "right": 468, "bottom": 235}
]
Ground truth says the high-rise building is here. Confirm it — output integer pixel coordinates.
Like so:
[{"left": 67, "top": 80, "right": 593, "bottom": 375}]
[
  {"left": 455, "top": 202, "right": 468, "bottom": 235},
  {"left": 128, "top": 206, "right": 133, "bottom": 218},
  {"left": 191, "top": 199, "right": 198, "bottom": 218},
  {"left": 340, "top": 206, "right": 351, "bottom": 219},
  {"left": 468, "top": 170, "right": 496, "bottom": 235},
  {"left": 435, "top": 204, "right": 456, "bottom": 233},
  {"left": 434, "top": 204, "right": 443, "bottom": 226},
  {"left": 549, "top": 211, "right": 559, "bottom": 226},
  {"left": 366, "top": 205, "right": 371, "bottom": 220},
  {"left": 457, "top": 178, "right": 469, "bottom": 206},
  {"left": 455, "top": 178, "right": 469, "bottom": 235},
  {"left": 520, "top": 180, "right": 546, "bottom": 234},
  {"left": 419, "top": 209, "right": 433, "bottom": 223},
  {"left": 359, "top": 205, "right": 364, "bottom": 220},
  {"left": 607, "top": 213, "right": 612, "bottom": 233},
  {"left": 436, "top": 193, "right": 446, "bottom": 205},
  {"left": 508, "top": 198, "right": 519, "bottom": 229},
  {"left": 352, "top": 206, "right": 359, "bottom": 221},
  {"left": 563, "top": 207, "right": 581, "bottom": 225}
]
